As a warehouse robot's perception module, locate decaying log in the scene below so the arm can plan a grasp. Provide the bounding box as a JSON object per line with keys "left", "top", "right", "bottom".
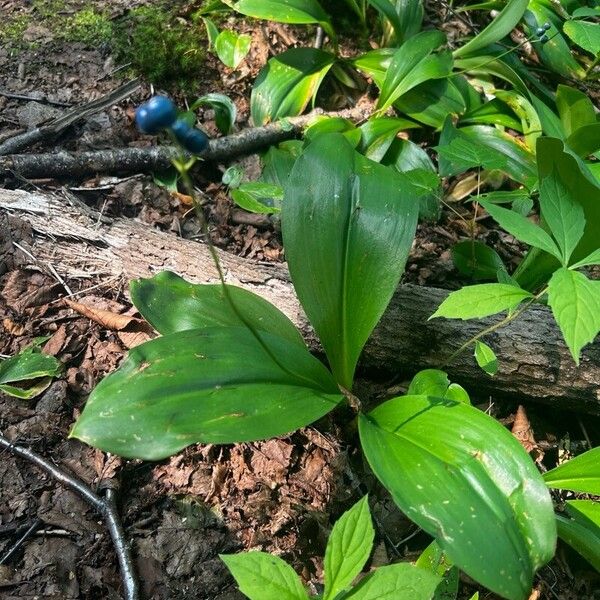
{"left": 1, "top": 188, "right": 599, "bottom": 414}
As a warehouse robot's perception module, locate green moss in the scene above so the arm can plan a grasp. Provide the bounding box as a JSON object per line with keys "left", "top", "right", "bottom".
{"left": 113, "top": 6, "right": 206, "bottom": 91}
{"left": 63, "top": 8, "right": 113, "bottom": 45}
{"left": 0, "top": 14, "right": 31, "bottom": 50}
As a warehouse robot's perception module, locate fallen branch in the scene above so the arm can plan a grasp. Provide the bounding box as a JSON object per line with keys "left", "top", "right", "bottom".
{"left": 0, "top": 78, "right": 142, "bottom": 156}
{"left": 0, "top": 107, "right": 370, "bottom": 179}
{"left": 0, "top": 432, "right": 139, "bottom": 600}
{"left": 1, "top": 188, "right": 598, "bottom": 413}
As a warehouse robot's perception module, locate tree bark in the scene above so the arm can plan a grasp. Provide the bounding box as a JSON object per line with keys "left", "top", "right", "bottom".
{"left": 2, "top": 188, "right": 598, "bottom": 414}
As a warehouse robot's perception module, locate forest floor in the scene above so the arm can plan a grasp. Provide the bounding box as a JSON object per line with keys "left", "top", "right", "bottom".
{"left": 0, "top": 1, "right": 598, "bottom": 599}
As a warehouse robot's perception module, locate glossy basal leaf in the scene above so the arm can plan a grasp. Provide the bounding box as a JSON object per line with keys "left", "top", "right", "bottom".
{"left": 191, "top": 93, "right": 237, "bottom": 134}
{"left": 378, "top": 0, "right": 424, "bottom": 44}
{"left": 566, "top": 500, "right": 600, "bottom": 530}
{"left": 214, "top": 30, "right": 251, "bottom": 69}
{"left": 260, "top": 141, "right": 303, "bottom": 187}
{"left": 493, "top": 90, "right": 541, "bottom": 151}
{"left": 130, "top": 271, "right": 304, "bottom": 347}
{"left": 220, "top": 552, "right": 309, "bottom": 600}
{"left": 461, "top": 98, "right": 523, "bottom": 132}
{"left": 352, "top": 48, "right": 395, "bottom": 88}
{"left": 233, "top": 0, "right": 334, "bottom": 39}
{"left": 251, "top": 48, "right": 335, "bottom": 125}
{"left": 547, "top": 268, "right": 600, "bottom": 364}
{"left": 480, "top": 201, "right": 562, "bottom": 260}
{"left": 453, "top": 0, "right": 528, "bottom": 58}
{"left": 555, "top": 513, "right": 600, "bottom": 573}
{"left": 232, "top": 182, "right": 283, "bottom": 214}
{"left": 539, "top": 167, "right": 585, "bottom": 266}
{"left": 323, "top": 496, "right": 374, "bottom": 600}
{"left": 359, "top": 117, "right": 420, "bottom": 162}
{"left": 71, "top": 326, "right": 343, "bottom": 459}
{"left": 367, "top": 0, "right": 404, "bottom": 44}
{"left": 556, "top": 85, "right": 597, "bottom": 137}
{"left": 452, "top": 240, "right": 507, "bottom": 281}
{"left": 282, "top": 134, "right": 419, "bottom": 388}
{"left": 359, "top": 395, "right": 556, "bottom": 600}
{"left": 430, "top": 283, "right": 533, "bottom": 320}
{"left": 377, "top": 30, "right": 452, "bottom": 113}
{"left": 564, "top": 20, "right": 600, "bottom": 56}
{"left": 474, "top": 340, "right": 498, "bottom": 376}
{"left": 343, "top": 563, "right": 440, "bottom": 600}
{"left": 544, "top": 447, "right": 600, "bottom": 495}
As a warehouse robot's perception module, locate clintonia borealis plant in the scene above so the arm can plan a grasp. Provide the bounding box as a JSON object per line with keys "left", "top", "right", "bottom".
{"left": 71, "top": 131, "right": 556, "bottom": 600}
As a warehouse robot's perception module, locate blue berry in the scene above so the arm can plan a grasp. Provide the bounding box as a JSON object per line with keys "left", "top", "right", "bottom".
{"left": 536, "top": 27, "right": 545, "bottom": 36}
{"left": 539, "top": 34, "right": 549, "bottom": 44}
{"left": 170, "top": 119, "right": 209, "bottom": 154}
{"left": 135, "top": 96, "right": 177, "bottom": 134}
{"left": 543, "top": 22, "right": 551, "bottom": 31}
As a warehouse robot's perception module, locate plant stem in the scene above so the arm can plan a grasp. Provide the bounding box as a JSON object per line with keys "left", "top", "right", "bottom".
{"left": 584, "top": 54, "right": 600, "bottom": 80}
{"left": 440, "top": 286, "right": 548, "bottom": 369}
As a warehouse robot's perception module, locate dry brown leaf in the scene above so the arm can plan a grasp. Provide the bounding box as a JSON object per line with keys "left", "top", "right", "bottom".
{"left": 43, "top": 323, "right": 69, "bottom": 356}
{"left": 2, "top": 318, "right": 26, "bottom": 336}
{"left": 512, "top": 405, "right": 544, "bottom": 463}
{"left": 173, "top": 191, "right": 194, "bottom": 206}
{"left": 64, "top": 298, "right": 140, "bottom": 330}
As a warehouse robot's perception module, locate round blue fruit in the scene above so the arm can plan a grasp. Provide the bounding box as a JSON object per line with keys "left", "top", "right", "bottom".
{"left": 536, "top": 27, "right": 545, "bottom": 36}
{"left": 543, "top": 22, "right": 551, "bottom": 31}
{"left": 135, "top": 96, "right": 177, "bottom": 134}
{"left": 539, "top": 34, "right": 549, "bottom": 44}
{"left": 170, "top": 119, "right": 209, "bottom": 154}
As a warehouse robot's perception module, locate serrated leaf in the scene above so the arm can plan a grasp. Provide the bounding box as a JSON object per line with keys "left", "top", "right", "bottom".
{"left": 436, "top": 137, "right": 507, "bottom": 174}
{"left": 220, "top": 552, "right": 309, "bottom": 600}
{"left": 544, "top": 447, "right": 600, "bottom": 494}
{"left": 71, "top": 326, "right": 343, "bottom": 460}
{"left": 547, "top": 268, "right": 600, "bottom": 364}
{"left": 453, "top": 0, "right": 529, "bottom": 58}
{"left": 342, "top": 563, "right": 441, "bottom": 600}
{"left": 251, "top": 48, "right": 335, "bottom": 126}
{"left": 430, "top": 284, "right": 533, "bottom": 320}
{"left": 570, "top": 248, "right": 600, "bottom": 269}
{"left": 474, "top": 341, "right": 498, "bottom": 376}
{"left": 480, "top": 200, "right": 563, "bottom": 260}
{"left": 323, "top": 496, "right": 374, "bottom": 599}
{"left": 359, "top": 395, "right": 556, "bottom": 600}
{"left": 214, "top": 30, "right": 251, "bottom": 69}
{"left": 130, "top": 271, "right": 303, "bottom": 346}
{"left": 564, "top": 20, "right": 600, "bottom": 56}
{"left": 282, "top": 134, "right": 419, "bottom": 388}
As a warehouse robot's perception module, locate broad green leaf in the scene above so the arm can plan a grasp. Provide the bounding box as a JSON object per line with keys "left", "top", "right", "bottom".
{"left": 191, "top": 93, "right": 237, "bottom": 134}
{"left": 416, "top": 540, "right": 459, "bottom": 600}
{"left": 452, "top": 240, "right": 507, "bottom": 281}
{"left": 461, "top": 98, "right": 523, "bottom": 132}
{"left": 352, "top": 48, "right": 395, "bottom": 88}
{"left": 436, "top": 137, "right": 507, "bottom": 175}
{"left": 377, "top": 0, "right": 424, "bottom": 44}
{"left": 564, "top": 20, "right": 600, "bottom": 56}
{"left": 493, "top": 90, "right": 541, "bottom": 151}
{"left": 556, "top": 85, "right": 597, "bottom": 137}
{"left": 539, "top": 166, "right": 586, "bottom": 266}
{"left": 214, "top": 30, "right": 251, "bottom": 69}
{"left": 0, "top": 345, "right": 62, "bottom": 400}
{"left": 282, "top": 134, "right": 419, "bottom": 388}
{"left": 201, "top": 17, "right": 219, "bottom": 49}
{"left": 572, "top": 7, "right": 600, "bottom": 18}
{"left": 566, "top": 123, "right": 600, "bottom": 158}
{"left": 359, "top": 395, "right": 556, "bottom": 600}
{"left": 430, "top": 283, "right": 533, "bottom": 320}
{"left": 232, "top": 182, "right": 283, "bottom": 214}
{"left": 377, "top": 31, "right": 451, "bottom": 113}
{"left": 407, "top": 369, "right": 470, "bottom": 404}
{"left": 474, "top": 341, "right": 498, "bottom": 376}
{"left": 453, "top": 0, "right": 529, "bottom": 58}
{"left": 570, "top": 248, "right": 600, "bottom": 269}
{"left": 220, "top": 552, "right": 309, "bottom": 600}
{"left": 130, "top": 271, "right": 304, "bottom": 347}
{"left": 547, "top": 268, "right": 600, "bottom": 364}
{"left": 566, "top": 500, "right": 600, "bottom": 530}
{"left": 453, "top": 56, "right": 529, "bottom": 97}
{"left": 479, "top": 201, "right": 562, "bottom": 260}
{"left": 261, "top": 141, "right": 303, "bottom": 187}
{"left": 71, "top": 326, "right": 343, "bottom": 459}
{"left": 342, "top": 563, "right": 440, "bottom": 600}
{"left": 555, "top": 513, "right": 600, "bottom": 573}
{"left": 367, "top": 0, "right": 405, "bottom": 44}
{"left": 323, "top": 496, "right": 374, "bottom": 600}
{"left": 251, "top": 48, "right": 335, "bottom": 125}
{"left": 233, "top": 0, "right": 334, "bottom": 39}
{"left": 359, "top": 117, "right": 420, "bottom": 162}
{"left": 544, "top": 447, "right": 600, "bottom": 494}
{"left": 305, "top": 117, "right": 360, "bottom": 146}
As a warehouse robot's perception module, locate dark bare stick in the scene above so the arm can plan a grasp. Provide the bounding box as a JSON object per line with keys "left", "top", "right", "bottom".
{"left": 0, "top": 433, "right": 139, "bottom": 600}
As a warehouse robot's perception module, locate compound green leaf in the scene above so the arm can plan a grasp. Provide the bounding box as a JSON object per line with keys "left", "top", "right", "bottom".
{"left": 544, "top": 447, "right": 600, "bottom": 495}
{"left": 233, "top": 0, "right": 334, "bottom": 39}
{"left": 564, "top": 20, "right": 600, "bottom": 56}
{"left": 342, "top": 563, "right": 441, "bottom": 600}
{"left": 430, "top": 283, "right": 533, "bottom": 320}
{"left": 282, "top": 134, "right": 419, "bottom": 388}
{"left": 474, "top": 340, "right": 498, "bottom": 376}
{"left": 570, "top": 248, "right": 600, "bottom": 270}
{"left": 453, "top": 0, "right": 528, "bottom": 58}
{"left": 71, "top": 326, "right": 343, "bottom": 460}
{"left": 377, "top": 31, "right": 451, "bottom": 113}
{"left": 555, "top": 512, "right": 600, "bottom": 573}
{"left": 220, "top": 552, "right": 309, "bottom": 600}
{"left": 323, "top": 496, "right": 374, "bottom": 600}
{"left": 359, "top": 395, "right": 556, "bottom": 600}
{"left": 547, "top": 268, "right": 600, "bottom": 364}
{"left": 480, "top": 201, "right": 562, "bottom": 260}
{"left": 131, "top": 271, "right": 304, "bottom": 347}
{"left": 214, "top": 30, "right": 251, "bottom": 69}
{"left": 251, "top": 48, "right": 335, "bottom": 125}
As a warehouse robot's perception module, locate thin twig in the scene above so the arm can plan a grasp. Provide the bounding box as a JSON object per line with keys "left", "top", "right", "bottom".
{"left": 0, "top": 89, "right": 72, "bottom": 108}
{"left": 0, "top": 433, "right": 139, "bottom": 600}
{"left": 0, "top": 519, "right": 42, "bottom": 565}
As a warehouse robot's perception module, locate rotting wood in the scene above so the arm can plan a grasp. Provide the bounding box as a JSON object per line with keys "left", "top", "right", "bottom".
{"left": 1, "top": 188, "right": 599, "bottom": 414}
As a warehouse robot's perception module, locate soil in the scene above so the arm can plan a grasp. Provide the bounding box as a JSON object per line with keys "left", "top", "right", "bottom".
{"left": 0, "top": 2, "right": 599, "bottom": 600}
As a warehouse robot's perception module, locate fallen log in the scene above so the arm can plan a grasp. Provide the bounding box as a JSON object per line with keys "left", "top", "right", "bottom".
{"left": 1, "top": 188, "right": 598, "bottom": 414}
